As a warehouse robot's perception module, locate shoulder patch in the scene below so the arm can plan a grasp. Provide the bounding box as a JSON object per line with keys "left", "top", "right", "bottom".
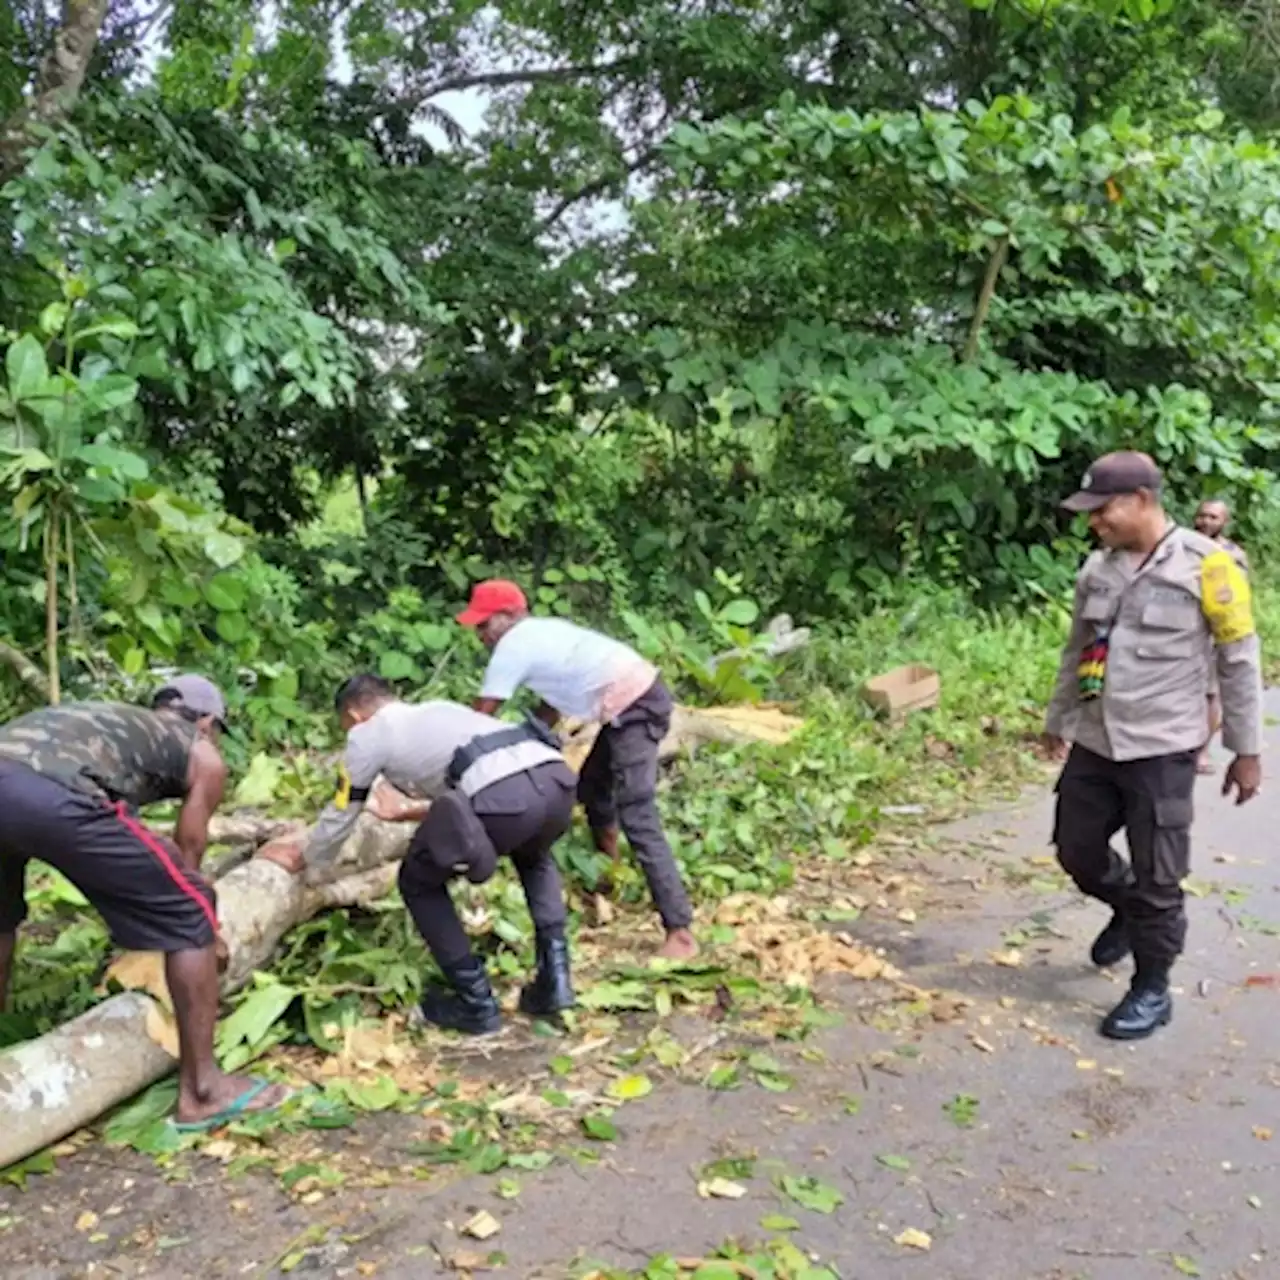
{"left": 1200, "top": 550, "right": 1255, "bottom": 645}
{"left": 334, "top": 764, "right": 352, "bottom": 810}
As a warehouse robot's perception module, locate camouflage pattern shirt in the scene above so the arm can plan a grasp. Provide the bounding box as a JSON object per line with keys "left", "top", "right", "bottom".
{"left": 0, "top": 703, "right": 198, "bottom": 809}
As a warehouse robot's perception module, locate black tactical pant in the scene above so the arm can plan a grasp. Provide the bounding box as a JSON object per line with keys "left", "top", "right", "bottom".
{"left": 1052, "top": 744, "right": 1196, "bottom": 967}
{"left": 578, "top": 677, "right": 694, "bottom": 930}
{"left": 398, "top": 762, "right": 575, "bottom": 968}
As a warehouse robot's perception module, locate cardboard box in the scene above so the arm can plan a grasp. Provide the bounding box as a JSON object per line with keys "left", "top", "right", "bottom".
{"left": 860, "top": 664, "right": 941, "bottom": 719}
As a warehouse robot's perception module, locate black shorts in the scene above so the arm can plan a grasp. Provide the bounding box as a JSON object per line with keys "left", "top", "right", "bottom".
{"left": 0, "top": 761, "right": 217, "bottom": 951}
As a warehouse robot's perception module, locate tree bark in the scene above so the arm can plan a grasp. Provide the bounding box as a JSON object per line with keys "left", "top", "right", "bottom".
{"left": 0, "top": 640, "right": 50, "bottom": 702}
{"left": 962, "top": 235, "right": 1010, "bottom": 363}
{"left": 0, "top": 0, "right": 111, "bottom": 183}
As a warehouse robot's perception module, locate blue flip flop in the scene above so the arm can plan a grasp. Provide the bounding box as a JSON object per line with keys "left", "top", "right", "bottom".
{"left": 172, "top": 1078, "right": 286, "bottom": 1133}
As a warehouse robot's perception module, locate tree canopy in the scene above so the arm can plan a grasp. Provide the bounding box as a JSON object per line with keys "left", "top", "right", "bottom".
{"left": 4, "top": 0, "right": 1280, "bottom": 724}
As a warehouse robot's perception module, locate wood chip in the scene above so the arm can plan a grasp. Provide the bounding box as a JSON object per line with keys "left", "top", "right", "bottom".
{"left": 462, "top": 1211, "right": 501, "bottom": 1241}
{"left": 894, "top": 1227, "right": 933, "bottom": 1251}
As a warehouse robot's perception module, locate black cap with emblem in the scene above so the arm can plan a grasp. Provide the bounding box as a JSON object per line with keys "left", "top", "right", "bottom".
{"left": 1061, "top": 451, "right": 1163, "bottom": 513}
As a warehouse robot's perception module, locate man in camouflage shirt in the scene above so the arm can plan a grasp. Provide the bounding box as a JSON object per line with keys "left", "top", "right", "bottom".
{"left": 0, "top": 675, "right": 288, "bottom": 1129}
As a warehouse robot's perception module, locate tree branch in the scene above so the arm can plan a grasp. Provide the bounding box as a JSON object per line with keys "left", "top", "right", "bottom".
{"left": 963, "top": 235, "right": 1010, "bottom": 362}
{"left": 421, "top": 60, "right": 634, "bottom": 100}
{"left": 0, "top": 0, "right": 111, "bottom": 183}
{"left": 539, "top": 144, "right": 663, "bottom": 231}
{"left": 0, "top": 640, "right": 50, "bottom": 702}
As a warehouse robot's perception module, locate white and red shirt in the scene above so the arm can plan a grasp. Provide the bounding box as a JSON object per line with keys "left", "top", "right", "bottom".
{"left": 480, "top": 618, "right": 658, "bottom": 723}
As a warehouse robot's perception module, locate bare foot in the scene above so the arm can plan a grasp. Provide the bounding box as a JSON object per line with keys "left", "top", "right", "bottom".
{"left": 655, "top": 928, "right": 699, "bottom": 961}
{"left": 176, "top": 1072, "right": 291, "bottom": 1126}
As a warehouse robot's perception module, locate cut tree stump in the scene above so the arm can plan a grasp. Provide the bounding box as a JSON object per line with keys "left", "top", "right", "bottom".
{"left": 0, "top": 700, "right": 803, "bottom": 1169}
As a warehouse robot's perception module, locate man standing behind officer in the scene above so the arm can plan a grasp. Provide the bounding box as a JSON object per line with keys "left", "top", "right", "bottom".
{"left": 260, "top": 675, "right": 578, "bottom": 1034}
{"left": 456, "top": 580, "right": 698, "bottom": 960}
{"left": 1193, "top": 498, "right": 1251, "bottom": 775}
{"left": 1043, "top": 453, "right": 1262, "bottom": 1041}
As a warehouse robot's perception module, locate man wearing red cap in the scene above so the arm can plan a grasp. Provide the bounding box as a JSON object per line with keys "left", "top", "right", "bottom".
{"left": 1044, "top": 452, "right": 1262, "bottom": 1041}
{"left": 458, "top": 580, "right": 697, "bottom": 959}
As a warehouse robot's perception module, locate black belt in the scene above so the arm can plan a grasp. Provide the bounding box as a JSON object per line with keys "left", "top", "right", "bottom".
{"left": 446, "top": 715, "right": 559, "bottom": 787}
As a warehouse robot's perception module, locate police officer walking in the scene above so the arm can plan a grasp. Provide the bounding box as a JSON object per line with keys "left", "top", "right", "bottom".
{"left": 262, "top": 675, "right": 578, "bottom": 1035}
{"left": 1043, "top": 453, "right": 1263, "bottom": 1040}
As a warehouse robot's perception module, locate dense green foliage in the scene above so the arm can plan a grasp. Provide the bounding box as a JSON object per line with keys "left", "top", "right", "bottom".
{"left": 3, "top": 0, "right": 1280, "bottom": 727}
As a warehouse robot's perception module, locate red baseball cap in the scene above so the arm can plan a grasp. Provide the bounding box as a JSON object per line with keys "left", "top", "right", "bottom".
{"left": 456, "top": 579, "right": 528, "bottom": 627}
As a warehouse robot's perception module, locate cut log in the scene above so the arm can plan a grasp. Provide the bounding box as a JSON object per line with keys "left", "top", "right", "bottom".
{"left": 561, "top": 703, "right": 803, "bottom": 773}
{"left": 0, "top": 814, "right": 408, "bottom": 1170}
{"left": 0, "top": 701, "right": 803, "bottom": 1169}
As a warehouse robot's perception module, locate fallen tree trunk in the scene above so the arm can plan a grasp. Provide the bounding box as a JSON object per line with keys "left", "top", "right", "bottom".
{"left": 0, "top": 816, "right": 408, "bottom": 1170}
{"left": 0, "top": 703, "right": 802, "bottom": 1168}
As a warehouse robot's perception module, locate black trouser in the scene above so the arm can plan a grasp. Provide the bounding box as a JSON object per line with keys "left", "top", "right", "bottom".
{"left": 398, "top": 762, "right": 575, "bottom": 968}
{"left": 577, "top": 677, "right": 694, "bottom": 930}
{"left": 0, "top": 761, "right": 217, "bottom": 951}
{"left": 1052, "top": 744, "right": 1196, "bottom": 968}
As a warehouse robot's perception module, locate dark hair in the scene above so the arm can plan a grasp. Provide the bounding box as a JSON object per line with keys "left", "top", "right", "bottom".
{"left": 334, "top": 673, "right": 396, "bottom": 715}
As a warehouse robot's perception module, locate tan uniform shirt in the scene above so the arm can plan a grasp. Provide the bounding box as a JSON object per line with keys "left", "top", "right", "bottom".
{"left": 1045, "top": 526, "right": 1263, "bottom": 761}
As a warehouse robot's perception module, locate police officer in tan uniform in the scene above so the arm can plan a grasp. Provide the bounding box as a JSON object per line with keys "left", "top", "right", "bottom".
{"left": 1043, "top": 453, "right": 1263, "bottom": 1040}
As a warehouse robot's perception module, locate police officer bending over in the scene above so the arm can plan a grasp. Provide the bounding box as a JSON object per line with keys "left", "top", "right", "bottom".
{"left": 263, "top": 676, "right": 577, "bottom": 1034}
{"left": 1043, "top": 453, "right": 1263, "bottom": 1041}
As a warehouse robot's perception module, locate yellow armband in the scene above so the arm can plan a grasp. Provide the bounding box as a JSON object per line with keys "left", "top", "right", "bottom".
{"left": 334, "top": 764, "right": 352, "bottom": 810}
{"left": 1201, "top": 550, "right": 1255, "bottom": 645}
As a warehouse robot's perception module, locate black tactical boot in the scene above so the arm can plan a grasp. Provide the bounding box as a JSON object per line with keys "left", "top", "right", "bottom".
{"left": 1089, "top": 912, "right": 1131, "bottom": 968}
{"left": 1100, "top": 963, "right": 1172, "bottom": 1040}
{"left": 418, "top": 956, "right": 502, "bottom": 1035}
{"left": 518, "top": 930, "right": 575, "bottom": 1017}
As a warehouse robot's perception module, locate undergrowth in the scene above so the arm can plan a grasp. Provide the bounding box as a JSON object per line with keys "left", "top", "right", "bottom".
{"left": 4, "top": 578, "right": 1275, "bottom": 1065}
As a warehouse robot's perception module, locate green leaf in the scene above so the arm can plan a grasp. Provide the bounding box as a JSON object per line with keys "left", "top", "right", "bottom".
{"left": 215, "top": 611, "right": 249, "bottom": 644}
{"left": 78, "top": 317, "right": 141, "bottom": 342}
{"left": 216, "top": 981, "right": 297, "bottom": 1060}
{"left": 39, "top": 302, "right": 68, "bottom": 336}
{"left": 204, "top": 573, "right": 246, "bottom": 611}
{"left": 81, "top": 375, "right": 140, "bottom": 412}
{"left": 378, "top": 650, "right": 418, "bottom": 681}
{"left": 756, "top": 1072, "right": 793, "bottom": 1093}
{"left": 233, "top": 753, "right": 285, "bottom": 807}
{"left": 720, "top": 598, "right": 760, "bottom": 627}
{"left": 581, "top": 1113, "right": 618, "bottom": 1141}
{"left": 202, "top": 530, "right": 244, "bottom": 569}
{"left": 6, "top": 335, "right": 49, "bottom": 402}
{"left": 335, "top": 1075, "right": 406, "bottom": 1112}
{"left": 778, "top": 1174, "right": 844, "bottom": 1214}
{"left": 876, "top": 1153, "right": 911, "bottom": 1172}
{"left": 759, "top": 1214, "right": 800, "bottom": 1231}
{"left": 507, "top": 1151, "right": 553, "bottom": 1171}
{"left": 1171, "top": 1257, "right": 1201, "bottom": 1277}
{"left": 0, "top": 1149, "right": 56, "bottom": 1188}
{"left": 75, "top": 442, "right": 148, "bottom": 477}
{"left": 607, "top": 1073, "right": 653, "bottom": 1101}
